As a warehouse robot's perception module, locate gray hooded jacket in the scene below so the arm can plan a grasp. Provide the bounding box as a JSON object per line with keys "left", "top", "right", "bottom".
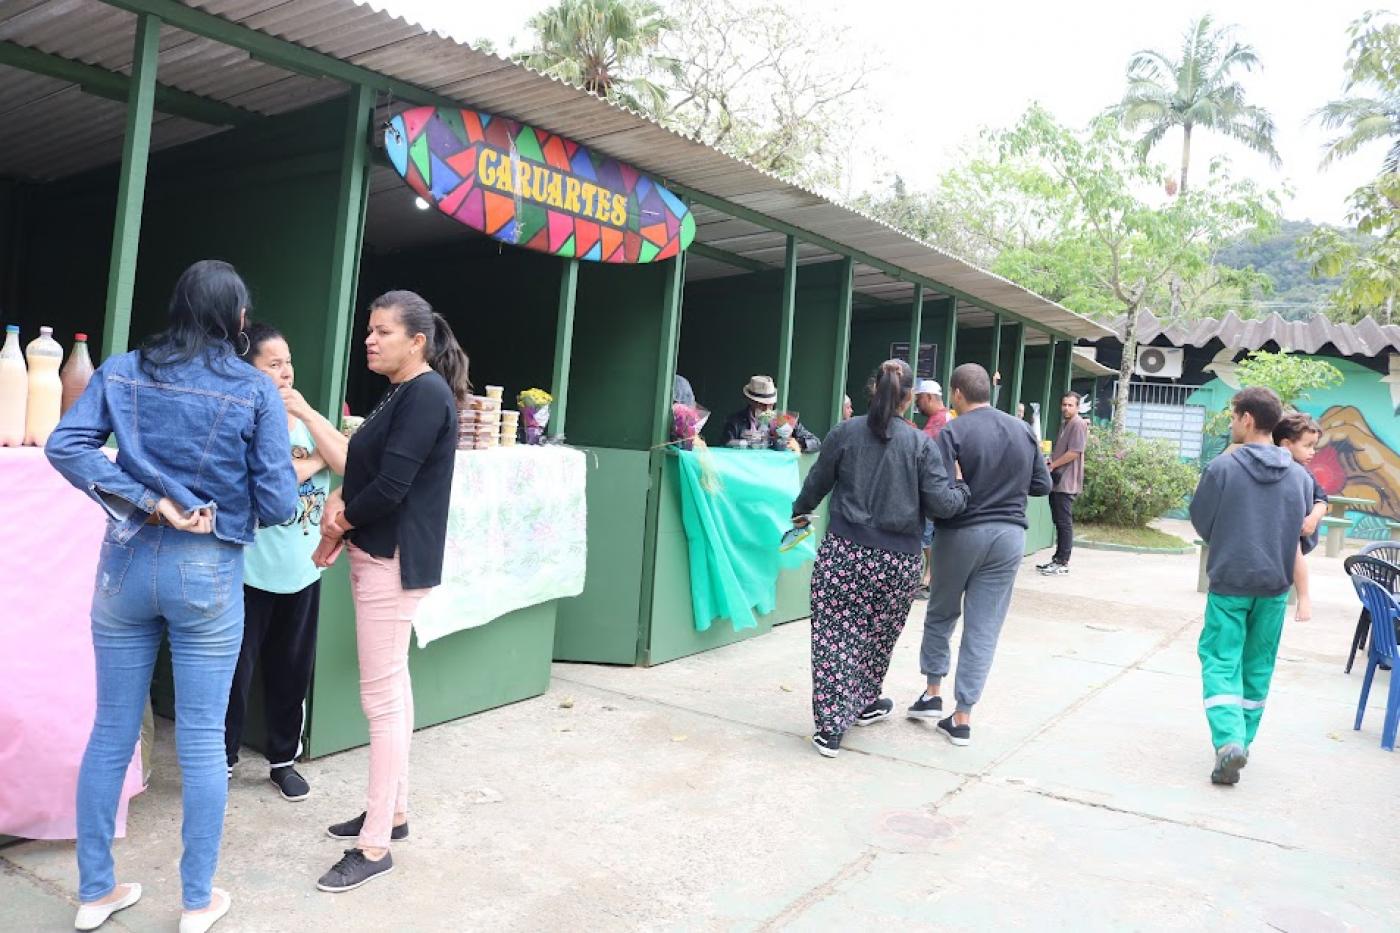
{"left": 1189, "top": 443, "right": 1312, "bottom": 597}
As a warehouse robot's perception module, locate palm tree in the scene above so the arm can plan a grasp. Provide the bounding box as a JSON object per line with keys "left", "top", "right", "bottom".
{"left": 1315, "top": 12, "right": 1400, "bottom": 174}
{"left": 518, "top": 0, "right": 676, "bottom": 115}
{"left": 1111, "top": 15, "right": 1280, "bottom": 193}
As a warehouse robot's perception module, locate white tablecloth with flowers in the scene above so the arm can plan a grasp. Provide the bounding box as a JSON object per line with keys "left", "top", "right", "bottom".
{"left": 413, "top": 446, "right": 587, "bottom": 647}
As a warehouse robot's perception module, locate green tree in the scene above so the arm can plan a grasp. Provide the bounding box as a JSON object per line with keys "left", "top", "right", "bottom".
{"left": 1234, "top": 350, "right": 1344, "bottom": 409}
{"left": 518, "top": 0, "right": 675, "bottom": 114}
{"left": 1316, "top": 10, "right": 1400, "bottom": 173}
{"left": 653, "top": 0, "right": 874, "bottom": 190}
{"left": 967, "top": 107, "right": 1278, "bottom": 431}
{"left": 1110, "top": 15, "right": 1280, "bottom": 194}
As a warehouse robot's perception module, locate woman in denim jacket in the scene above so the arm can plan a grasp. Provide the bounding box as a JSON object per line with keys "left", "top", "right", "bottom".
{"left": 46, "top": 260, "right": 297, "bottom": 933}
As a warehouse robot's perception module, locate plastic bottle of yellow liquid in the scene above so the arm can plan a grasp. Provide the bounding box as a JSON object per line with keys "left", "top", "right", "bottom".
{"left": 0, "top": 325, "right": 26, "bottom": 446}
{"left": 24, "top": 326, "right": 62, "bottom": 446}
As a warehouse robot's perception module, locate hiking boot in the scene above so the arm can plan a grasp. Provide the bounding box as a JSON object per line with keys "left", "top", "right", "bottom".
{"left": 854, "top": 698, "right": 894, "bottom": 726}
{"left": 937, "top": 714, "right": 972, "bottom": 747}
{"left": 316, "top": 849, "right": 394, "bottom": 893}
{"left": 327, "top": 812, "right": 409, "bottom": 841}
{"left": 907, "top": 692, "right": 944, "bottom": 720}
{"left": 811, "top": 732, "right": 842, "bottom": 758}
{"left": 270, "top": 766, "right": 309, "bottom": 802}
{"left": 1210, "top": 744, "right": 1248, "bottom": 785}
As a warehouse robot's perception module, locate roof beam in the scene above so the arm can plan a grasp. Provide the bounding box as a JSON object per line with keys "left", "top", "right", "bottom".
{"left": 0, "top": 40, "right": 258, "bottom": 126}
{"left": 688, "top": 241, "right": 770, "bottom": 274}
{"left": 100, "top": 0, "right": 462, "bottom": 108}
{"left": 666, "top": 181, "right": 1077, "bottom": 342}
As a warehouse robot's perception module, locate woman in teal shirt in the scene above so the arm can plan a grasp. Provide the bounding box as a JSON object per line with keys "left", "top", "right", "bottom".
{"left": 225, "top": 323, "right": 347, "bottom": 801}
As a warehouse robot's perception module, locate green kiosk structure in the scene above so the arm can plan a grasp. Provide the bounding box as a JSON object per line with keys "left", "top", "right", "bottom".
{"left": 0, "top": 0, "right": 1111, "bottom": 755}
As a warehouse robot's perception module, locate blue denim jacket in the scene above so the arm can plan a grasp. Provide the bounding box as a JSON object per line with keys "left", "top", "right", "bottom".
{"left": 46, "top": 348, "right": 297, "bottom": 546}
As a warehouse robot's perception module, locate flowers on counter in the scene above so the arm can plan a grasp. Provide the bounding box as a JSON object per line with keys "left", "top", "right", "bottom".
{"left": 518, "top": 388, "right": 553, "bottom": 445}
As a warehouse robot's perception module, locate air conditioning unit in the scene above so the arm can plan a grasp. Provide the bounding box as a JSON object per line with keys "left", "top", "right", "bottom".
{"left": 1135, "top": 346, "right": 1184, "bottom": 379}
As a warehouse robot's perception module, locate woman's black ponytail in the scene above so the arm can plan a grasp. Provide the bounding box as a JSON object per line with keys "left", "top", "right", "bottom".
{"left": 428, "top": 312, "right": 471, "bottom": 405}
{"left": 867, "top": 358, "right": 914, "bottom": 441}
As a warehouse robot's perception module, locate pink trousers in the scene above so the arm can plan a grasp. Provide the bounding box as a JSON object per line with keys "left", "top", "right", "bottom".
{"left": 347, "top": 545, "right": 427, "bottom": 849}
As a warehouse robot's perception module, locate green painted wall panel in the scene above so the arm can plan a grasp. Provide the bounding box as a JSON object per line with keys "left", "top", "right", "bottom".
{"left": 567, "top": 262, "right": 674, "bottom": 450}
{"left": 552, "top": 446, "right": 652, "bottom": 664}
{"left": 787, "top": 262, "right": 847, "bottom": 436}
{"left": 1026, "top": 494, "right": 1054, "bottom": 554}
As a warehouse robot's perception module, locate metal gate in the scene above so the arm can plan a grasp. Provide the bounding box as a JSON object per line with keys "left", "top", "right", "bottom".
{"left": 1110, "top": 380, "right": 1207, "bottom": 460}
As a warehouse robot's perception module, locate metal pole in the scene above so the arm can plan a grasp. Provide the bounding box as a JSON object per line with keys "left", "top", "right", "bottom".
{"left": 941, "top": 298, "right": 958, "bottom": 383}
{"left": 906, "top": 284, "right": 924, "bottom": 415}
{"left": 1006, "top": 322, "right": 1025, "bottom": 416}
{"left": 651, "top": 255, "right": 686, "bottom": 444}
{"left": 987, "top": 312, "right": 1003, "bottom": 407}
{"left": 776, "top": 234, "right": 797, "bottom": 410}
{"left": 550, "top": 259, "right": 579, "bottom": 437}
{"left": 319, "top": 83, "right": 372, "bottom": 420}
{"left": 100, "top": 12, "right": 160, "bottom": 360}
{"left": 830, "top": 257, "right": 854, "bottom": 432}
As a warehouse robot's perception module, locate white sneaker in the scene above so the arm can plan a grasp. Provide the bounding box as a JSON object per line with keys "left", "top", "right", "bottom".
{"left": 74, "top": 883, "right": 141, "bottom": 930}
{"left": 179, "top": 888, "right": 231, "bottom": 933}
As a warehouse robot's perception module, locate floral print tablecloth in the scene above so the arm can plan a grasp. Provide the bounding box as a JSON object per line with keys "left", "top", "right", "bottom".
{"left": 413, "top": 446, "right": 587, "bottom": 647}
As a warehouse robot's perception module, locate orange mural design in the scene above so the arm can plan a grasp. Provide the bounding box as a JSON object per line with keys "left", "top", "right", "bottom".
{"left": 1314, "top": 405, "right": 1400, "bottom": 519}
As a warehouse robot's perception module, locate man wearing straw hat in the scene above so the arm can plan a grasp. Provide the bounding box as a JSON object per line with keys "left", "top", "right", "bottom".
{"left": 722, "top": 375, "right": 821, "bottom": 453}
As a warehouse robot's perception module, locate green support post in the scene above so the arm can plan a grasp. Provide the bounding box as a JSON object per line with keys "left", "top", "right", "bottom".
{"left": 1006, "top": 322, "right": 1025, "bottom": 416}
{"left": 830, "top": 257, "right": 855, "bottom": 432}
{"left": 319, "top": 84, "right": 372, "bottom": 420}
{"left": 550, "top": 259, "right": 579, "bottom": 437}
{"left": 941, "top": 299, "right": 958, "bottom": 383}
{"left": 1058, "top": 340, "right": 1074, "bottom": 396}
{"left": 1042, "top": 338, "right": 1059, "bottom": 439}
{"left": 987, "top": 312, "right": 1003, "bottom": 402}
{"left": 100, "top": 12, "right": 160, "bottom": 360}
{"left": 651, "top": 255, "right": 686, "bottom": 444}
{"left": 906, "top": 284, "right": 924, "bottom": 415}
{"left": 776, "top": 235, "right": 797, "bottom": 410}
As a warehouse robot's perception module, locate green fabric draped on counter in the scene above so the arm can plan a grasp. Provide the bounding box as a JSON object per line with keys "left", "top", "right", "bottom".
{"left": 675, "top": 447, "right": 817, "bottom": 631}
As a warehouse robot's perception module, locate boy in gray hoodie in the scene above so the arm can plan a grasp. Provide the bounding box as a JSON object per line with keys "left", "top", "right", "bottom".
{"left": 1189, "top": 387, "right": 1311, "bottom": 786}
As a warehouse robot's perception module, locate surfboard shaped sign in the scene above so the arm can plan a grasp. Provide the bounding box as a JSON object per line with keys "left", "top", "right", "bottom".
{"left": 385, "top": 106, "right": 696, "bottom": 264}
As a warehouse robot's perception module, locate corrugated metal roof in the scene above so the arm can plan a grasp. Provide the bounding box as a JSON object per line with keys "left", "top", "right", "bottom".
{"left": 0, "top": 0, "right": 1113, "bottom": 341}
{"left": 1120, "top": 309, "right": 1400, "bottom": 357}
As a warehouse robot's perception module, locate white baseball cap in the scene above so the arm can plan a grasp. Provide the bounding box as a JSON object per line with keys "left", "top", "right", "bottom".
{"left": 916, "top": 379, "right": 942, "bottom": 396}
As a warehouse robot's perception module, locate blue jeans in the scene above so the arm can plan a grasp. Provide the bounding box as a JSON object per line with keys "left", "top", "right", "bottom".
{"left": 77, "top": 524, "right": 244, "bottom": 910}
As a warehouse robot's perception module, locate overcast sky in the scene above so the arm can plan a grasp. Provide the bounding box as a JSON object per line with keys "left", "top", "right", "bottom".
{"left": 360, "top": 0, "right": 1390, "bottom": 225}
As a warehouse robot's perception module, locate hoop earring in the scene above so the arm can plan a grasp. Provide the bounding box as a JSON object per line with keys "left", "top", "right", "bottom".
{"left": 236, "top": 331, "right": 251, "bottom": 357}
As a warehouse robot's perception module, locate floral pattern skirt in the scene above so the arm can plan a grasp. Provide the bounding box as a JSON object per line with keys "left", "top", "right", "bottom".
{"left": 809, "top": 534, "right": 923, "bottom": 736}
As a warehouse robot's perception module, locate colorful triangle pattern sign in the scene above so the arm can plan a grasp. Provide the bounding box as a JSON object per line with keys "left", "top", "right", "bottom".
{"left": 385, "top": 106, "right": 696, "bottom": 264}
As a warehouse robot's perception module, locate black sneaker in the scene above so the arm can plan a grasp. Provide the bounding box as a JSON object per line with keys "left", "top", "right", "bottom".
{"left": 1035, "top": 559, "right": 1057, "bottom": 572}
{"left": 937, "top": 714, "right": 971, "bottom": 746}
{"left": 811, "top": 732, "right": 842, "bottom": 758}
{"left": 1038, "top": 561, "right": 1069, "bottom": 576}
{"left": 1210, "top": 744, "right": 1248, "bottom": 785}
{"left": 853, "top": 698, "right": 894, "bottom": 727}
{"left": 316, "top": 849, "right": 394, "bottom": 893}
{"left": 270, "top": 766, "right": 309, "bottom": 802}
{"left": 907, "top": 692, "right": 944, "bottom": 720}
{"left": 327, "top": 812, "right": 409, "bottom": 841}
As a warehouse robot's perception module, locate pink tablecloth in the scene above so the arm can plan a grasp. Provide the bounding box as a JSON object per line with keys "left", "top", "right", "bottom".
{"left": 0, "top": 446, "right": 143, "bottom": 839}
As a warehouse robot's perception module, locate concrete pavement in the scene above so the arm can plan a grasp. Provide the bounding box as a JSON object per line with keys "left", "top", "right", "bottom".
{"left": 3, "top": 525, "right": 1396, "bottom": 931}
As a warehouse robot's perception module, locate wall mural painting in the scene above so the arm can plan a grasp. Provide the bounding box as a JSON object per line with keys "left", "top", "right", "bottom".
{"left": 1189, "top": 355, "right": 1400, "bottom": 534}
{"left": 384, "top": 106, "right": 696, "bottom": 264}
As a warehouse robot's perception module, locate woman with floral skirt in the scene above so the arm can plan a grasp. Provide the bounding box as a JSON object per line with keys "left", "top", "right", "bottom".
{"left": 791, "top": 359, "right": 971, "bottom": 758}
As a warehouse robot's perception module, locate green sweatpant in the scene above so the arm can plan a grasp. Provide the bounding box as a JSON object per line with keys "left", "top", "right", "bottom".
{"left": 1198, "top": 592, "right": 1288, "bottom": 750}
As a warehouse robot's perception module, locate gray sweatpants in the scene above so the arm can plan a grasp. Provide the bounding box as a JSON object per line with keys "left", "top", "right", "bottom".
{"left": 919, "top": 522, "right": 1025, "bottom": 712}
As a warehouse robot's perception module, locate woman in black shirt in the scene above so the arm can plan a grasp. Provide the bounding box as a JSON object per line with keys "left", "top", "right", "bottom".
{"left": 313, "top": 290, "right": 468, "bottom": 893}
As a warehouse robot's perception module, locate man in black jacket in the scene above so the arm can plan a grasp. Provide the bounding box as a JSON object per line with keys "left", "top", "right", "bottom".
{"left": 721, "top": 374, "right": 820, "bottom": 452}
{"left": 908, "top": 364, "right": 1052, "bottom": 747}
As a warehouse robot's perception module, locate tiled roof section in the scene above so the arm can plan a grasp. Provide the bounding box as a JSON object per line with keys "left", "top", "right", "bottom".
{"left": 1116, "top": 309, "right": 1400, "bottom": 357}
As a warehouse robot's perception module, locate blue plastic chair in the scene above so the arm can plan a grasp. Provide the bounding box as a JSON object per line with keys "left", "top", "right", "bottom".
{"left": 1350, "top": 576, "right": 1400, "bottom": 750}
